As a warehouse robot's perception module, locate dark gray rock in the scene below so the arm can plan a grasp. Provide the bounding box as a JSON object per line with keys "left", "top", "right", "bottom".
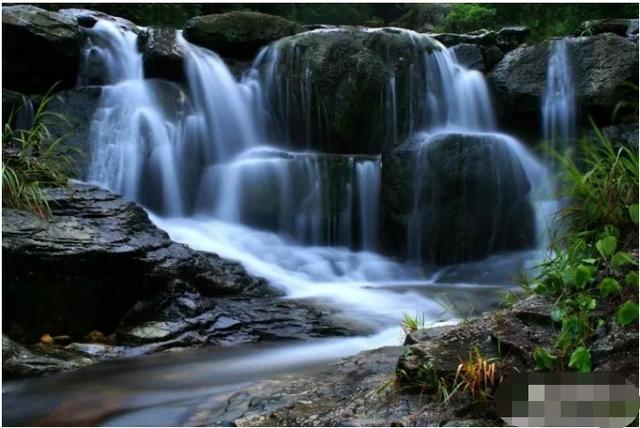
{"left": 575, "top": 18, "right": 639, "bottom": 40}
{"left": 489, "top": 33, "right": 639, "bottom": 128}
{"left": 381, "top": 133, "right": 536, "bottom": 264}
{"left": 138, "top": 27, "right": 184, "bottom": 81}
{"left": 184, "top": 11, "right": 301, "bottom": 60}
{"left": 495, "top": 26, "right": 530, "bottom": 51}
{"left": 591, "top": 320, "right": 639, "bottom": 386}
{"left": 600, "top": 123, "right": 639, "bottom": 150}
{"left": 2, "top": 5, "right": 82, "bottom": 92}
{"left": 44, "top": 86, "right": 102, "bottom": 175}
{"left": 255, "top": 28, "right": 439, "bottom": 154}
{"left": 3, "top": 335, "right": 91, "bottom": 379}
{"left": 481, "top": 45, "right": 504, "bottom": 71}
{"left": 3, "top": 183, "right": 362, "bottom": 377}
{"left": 450, "top": 43, "right": 485, "bottom": 70}
{"left": 2, "top": 182, "right": 265, "bottom": 344}
{"left": 404, "top": 324, "right": 455, "bottom": 345}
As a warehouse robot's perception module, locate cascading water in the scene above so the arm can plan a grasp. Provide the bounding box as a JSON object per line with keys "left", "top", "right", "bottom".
{"left": 83, "top": 20, "right": 184, "bottom": 216}
{"left": 400, "top": 40, "right": 555, "bottom": 264}
{"left": 78, "top": 20, "right": 555, "bottom": 344}
{"left": 4, "top": 22, "right": 565, "bottom": 424}
{"left": 542, "top": 38, "right": 576, "bottom": 151}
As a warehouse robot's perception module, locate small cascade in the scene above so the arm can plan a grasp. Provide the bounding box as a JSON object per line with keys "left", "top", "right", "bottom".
{"left": 403, "top": 42, "right": 554, "bottom": 264}
{"left": 196, "top": 146, "right": 380, "bottom": 250}
{"left": 177, "top": 33, "right": 267, "bottom": 163}
{"left": 542, "top": 39, "right": 576, "bottom": 152}
{"left": 83, "top": 21, "right": 184, "bottom": 216}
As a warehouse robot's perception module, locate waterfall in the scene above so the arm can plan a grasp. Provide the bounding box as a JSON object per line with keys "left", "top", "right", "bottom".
{"left": 83, "top": 20, "right": 184, "bottom": 216}
{"left": 404, "top": 42, "right": 554, "bottom": 264}
{"left": 542, "top": 39, "right": 576, "bottom": 152}
{"left": 78, "top": 19, "right": 557, "bottom": 274}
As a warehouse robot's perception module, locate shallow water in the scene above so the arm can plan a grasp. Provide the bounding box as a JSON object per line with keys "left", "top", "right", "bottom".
{"left": 3, "top": 215, "right": 541, "bottom": 426}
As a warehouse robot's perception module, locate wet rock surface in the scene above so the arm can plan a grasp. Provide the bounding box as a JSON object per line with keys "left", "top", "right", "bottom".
{"left": 138, "top": 27, "right": 185, "bottom": 81}
{"left": 257, "top": 27, "right": 439, "bottom": 154}
{"left": 2, "top": 183, "right": 358, "bottom": 378}
{"left": 489, "top": 33, "right": 639, "bottom": 129}
{"left": 381, "top": 132, "right": 535, "bottom": 264}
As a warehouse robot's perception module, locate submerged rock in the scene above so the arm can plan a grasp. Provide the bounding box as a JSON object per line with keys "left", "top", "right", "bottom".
{"left": 381, "top": 132, "right": 536, "bottom": 265}
{"left": 184, "top": 11, "right": 301, "bottom": 59}
{"left": 3, "top": 335, "right": 91, "bottom": 378}
{"left": 2, "top": 5, "right": 82, "bottom": 92}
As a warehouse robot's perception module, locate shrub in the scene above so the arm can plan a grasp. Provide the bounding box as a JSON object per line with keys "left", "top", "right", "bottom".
{"left": 2, "top": 86, "right": 75, "bottom": 219}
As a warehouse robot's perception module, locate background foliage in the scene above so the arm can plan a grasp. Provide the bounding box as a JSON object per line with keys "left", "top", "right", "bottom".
{"left": 28, "top": 3, "right": 639, "bottom": 38}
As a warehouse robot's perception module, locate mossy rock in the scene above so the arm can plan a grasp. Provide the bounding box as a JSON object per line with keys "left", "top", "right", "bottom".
{"left": 183, "top": 11, "right": 301, "bottom": 59}
{"left": 2, "top": 5, "right": 82, "bottom": 92}
{"left": 258, "top": 28, "right": 439, "bottom": 154}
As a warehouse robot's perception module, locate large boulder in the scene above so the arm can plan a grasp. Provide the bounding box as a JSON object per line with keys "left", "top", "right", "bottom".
{"left": 183, "top": 11, "right": 301, "bottom": 59}
{"left": 450, "top": 43, "right": 485, "bottom": 70}
{"left": 2, "top": 183, "right": 265, "bottom": 343}
{"left": 489, "top": 33, "right": 639, "bottom": 132}
{"left": 255, "top": 28, "right": 439, "bottom": 154}
{"left": 381, "top": 132, "right": 536, "bottom": 265}
{"left": 2, "top": 5, "right": 82, "bottom": 92}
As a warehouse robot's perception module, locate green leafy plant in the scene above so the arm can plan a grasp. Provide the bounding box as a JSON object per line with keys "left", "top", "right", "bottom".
{"left": 526, "top": 120, "right": 638, "bottom": 373}
{"left": 568, "top": 346, "right": 592, "bottom": 373}
{"left": 616, "top": 301, "right": 639, "bottom": 327}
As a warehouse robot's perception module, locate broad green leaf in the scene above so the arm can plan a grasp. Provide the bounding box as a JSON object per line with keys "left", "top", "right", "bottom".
{"left": 629, "top": 203, "right": 639, "bottom": 224}
{"left": 599, "top": 278, "right": 621, "bottom": 297}
{"left": 573, "top": 265, "right": 593, "bottom": 288}
{"left": 626, "top": 271, "right": 639, "bottom": 287}
{"left": 581, "top": 258, "right": 597, "bottom": 265}
{"left": 562, "top": 316, "right": 584, "bottom": 338}
{"left": 611, "top": 251, "right": 636, "bottom": 270}
{"left": 533, "top": 347, "right": 557, "bottom": 370}
{"left": 596, "top": 236, "right": 617, "bottom": 259}
{"left": 576, "top": 294, "right": 597, "bottom": 310}
{"left": 568, "top": 346, "right": 592, "bottom": 373}
{"left": 550, "top": 307, "right": 565, "bottom": 322}
{"left": 616, "top": 301, "right": 639, "bottom": 327}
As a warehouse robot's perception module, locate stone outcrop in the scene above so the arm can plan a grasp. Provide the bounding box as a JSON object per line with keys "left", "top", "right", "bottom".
{"left": 183, "top": 11, "right": 301, "bottom": 60}
{"left": 255, "top": 27, "right": 439, "bottom": 154}
{"left": 2, "top": 5, "right": 82, "bottom": 92}
{"left": 489, "top": 33, "right": 639, "bottom": 130}
{"left": 574, "top": 18, "right": 639, "bottom": 40}
{"left": 2, "top": 183, "right": 358, "bottom": 378}
{"left": 381, "top": 132, "right": 536, "bottom": 264}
